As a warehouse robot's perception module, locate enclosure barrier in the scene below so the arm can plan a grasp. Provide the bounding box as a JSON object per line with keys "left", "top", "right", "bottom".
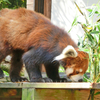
{"left": 0, "top": 82, "right": 100, "bottom": 100}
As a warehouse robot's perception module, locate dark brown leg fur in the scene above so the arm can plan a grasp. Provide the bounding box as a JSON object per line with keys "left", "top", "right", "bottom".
{"left": 22, "top": 48, "right": 53, "bottom": 82}
{"left": 44, "top": 62, "right": 60, "bottom": 82}
{"left": 10, "top": 49, "right": 28, "bottom": 82}
{"left": 44, "top": 62, "right": 67, "bottom": 82}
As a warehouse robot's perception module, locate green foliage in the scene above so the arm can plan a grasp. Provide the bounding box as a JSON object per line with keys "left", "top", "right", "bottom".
{"left": 0, "top": 0, "right": 26, "bottom": 10}
{"left": 8, "top": 0, "right": 26, "bottom": 9}
{"left": 94, "top": 91, "right": 100, "bottom": 95}
{"left": 68, "top": 16, "right": 78, "bottom": 33}
{"left": 59, "top": 66, "right": 65, "bottom": 72}
{"left": 0, "top": 0, "right": 11, "bottom": 9}
{"left": 3, "top": 70, "right": 9, "bottom": 76}
{"left": 71, "top": 2, "right": 100, "bottom": 83}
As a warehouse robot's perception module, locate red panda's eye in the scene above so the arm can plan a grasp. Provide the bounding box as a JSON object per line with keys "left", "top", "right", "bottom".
{"left": 76, "top": 71, "right": 79, "bottom": 74}
{"left": 69, "top": 73, "right": 73, "bottom": 76}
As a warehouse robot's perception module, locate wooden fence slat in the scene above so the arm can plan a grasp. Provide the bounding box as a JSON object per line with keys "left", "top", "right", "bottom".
{"left": 44, "top": 0, "right": 51, "bottom": 19}
{"left": 0, "top": 83, "right": 100, "bottom": 100}
{"left": 34, "top": 89, "right": 90, "bottom": 100}
{"left": 0, "top": 88, "right": 22, "bottom": 100}
{"left": 22, "top": 88, "right": 35, "bottom": 100}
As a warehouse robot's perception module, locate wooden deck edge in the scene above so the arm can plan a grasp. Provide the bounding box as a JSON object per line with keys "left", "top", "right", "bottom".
{"left": 0, "top": 82, "right": 100, "bottom": 89}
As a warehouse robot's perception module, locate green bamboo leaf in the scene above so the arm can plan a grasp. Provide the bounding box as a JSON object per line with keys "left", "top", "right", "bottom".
{"left": 74, "top": 2, "right": 84, "bottom": 15}
{"left": 83, "top": 73, "right": 91, "bottom": 82}
{"left": 87, "top": 8, "right": 99, "bottom": 14}
{"left": 86, "top": 32, "right": 94, "bottom": 43}
{"left": 96, "top": 4, "right": 100, "bottom": 13}
{"left": 89, "top": 7, "right": 97, "bottom": 18}
{"left": 68, "top": 16, "right": 78, "bottom": 32}
{"left": 94, "top": 91, "right": 100, "bottom": 95}
{"left": 3, "top": 71, "right": 9, "bottom": 76}
{"left": 97, "top": 25, "right": 100, "bottom": 32}
{"left": 72, "top": 16, "right": 78, "bottom": 26}
{"left": 90, "top": 30, "right": 99, "bottom": 34}
{"left": 87, "top": 9, "right": 93, "bottom": 13}
{"left": 97, "top": 19, "right": 100, "bottom": 22}
{"left": 95, "top": 11, "right": 99, "bottom": 14}
{"left": 83, "top": 73, "right": 88, "bottom": 82}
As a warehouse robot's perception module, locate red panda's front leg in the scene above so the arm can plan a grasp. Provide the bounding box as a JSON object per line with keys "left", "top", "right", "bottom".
{"left": 22, "top": 48, "right": 52, "bottom": 82}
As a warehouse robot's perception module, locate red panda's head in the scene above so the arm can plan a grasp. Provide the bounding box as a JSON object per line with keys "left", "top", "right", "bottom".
{"left": 53, "top": 45, "right": 89, "bottom": 82}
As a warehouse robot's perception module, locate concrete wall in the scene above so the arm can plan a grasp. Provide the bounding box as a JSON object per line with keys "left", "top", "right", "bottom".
{"left": 83, "top": 0, "right": 99, "bottom": 6}
{"left": 51, "top": 0, "right": 98, "bottom": 44}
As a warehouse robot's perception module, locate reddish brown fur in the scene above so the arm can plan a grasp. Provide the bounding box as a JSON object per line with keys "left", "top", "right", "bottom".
{"left": 63, "top": 51, "right": 89, "bottom": 76}
{"left": 0, "top": 8, "right": 77, "bottom": 51}
{"left": 0, "top": 8, "right": 89, "bottom": 82}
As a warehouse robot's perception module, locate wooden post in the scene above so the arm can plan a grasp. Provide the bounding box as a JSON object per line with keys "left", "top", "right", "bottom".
{"left": 27, "top": 0, "right": 51, "bottom": 19}
{"left": 44, "top": 0, "right": 51, "bottom": 19}
{"left": 22, "top": 88, "right": 35, "bottom": 100}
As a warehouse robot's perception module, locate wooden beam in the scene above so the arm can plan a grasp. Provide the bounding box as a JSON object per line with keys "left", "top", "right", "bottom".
{"left": 0, "top": 82, "right": 100, "bottom": 89}
{"left": 22, "top": 88, "right": 35, "bottom": 100}
{"left": 44, "top": 0, "right": 51, "bottom": 19}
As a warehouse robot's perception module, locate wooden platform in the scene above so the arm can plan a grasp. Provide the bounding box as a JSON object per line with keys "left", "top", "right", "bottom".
{"left": 0, "top": 82, "right": 100, "bottom": 100}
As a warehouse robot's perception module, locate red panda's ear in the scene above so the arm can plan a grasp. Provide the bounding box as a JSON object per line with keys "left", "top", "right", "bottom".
{"left": 53, "top": 45, "right": 78, "bottom": 61}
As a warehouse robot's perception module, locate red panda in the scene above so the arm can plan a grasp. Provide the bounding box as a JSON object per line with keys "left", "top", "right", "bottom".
{"left": 0, "top": 8, "right": 89, "bottom": 82}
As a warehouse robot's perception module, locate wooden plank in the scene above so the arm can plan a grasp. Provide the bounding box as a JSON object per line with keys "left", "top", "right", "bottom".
{"left": 35, "top": 0, "right": 44, "bottom": 14}
{"left": 44, "top": 0, "right": 51, "bottom": 19}
{"left": 94, "top": 90, "right": 100, "bottom": 100}
{"left": 34, "top": 89, "right": 100, "bottom": 100}
{"left": 0, "top": 88, "right": 22, "bottom": 100}
{"left": 34, "top": 89, "right": 90, "bottom": 100}
{"left": 35, "top": 0, "right": 39, "bottom": 12}
{"left": 0, "top": 88, "right": 99, "bottom": 100}
{"left": 22, "top": 88, "right": 35, "bottom": 100}
{"left": 0, "top": 83, "right": 100, "bottom": 100}
{"left": 0, "top": 82, "right": 100, "bottom": 89}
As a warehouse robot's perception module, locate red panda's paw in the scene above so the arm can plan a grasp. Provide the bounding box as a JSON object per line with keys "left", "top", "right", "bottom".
{"left": 59, "top": 78, "right": 68, "bottom": 82}
{"left": 43, "top": 78, "right": 53, "bottom": 82}
{"left": 10, "top": 76, "right": 28, "bottom": 82}
{"left": 53, "top": 78, "right": 68, "bottom": 82}
{"left": 30, "top": 78, "right": 52, "bottom": 82}
{"left": 30, "top": 78, "right": 45, "bottom": 82}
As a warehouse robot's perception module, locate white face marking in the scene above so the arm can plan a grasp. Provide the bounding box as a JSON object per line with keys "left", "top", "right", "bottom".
{"left": 70, "top": 74, "right": 83, "bottom": 82}
{"left": 53, "top": 54, "right": 66, "bottom": 61}
{"left": 80, "top": 69, "right": 83, "bottom": 72}
{"left": 65, "top": 67, "right": 74, "bottom": 76}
